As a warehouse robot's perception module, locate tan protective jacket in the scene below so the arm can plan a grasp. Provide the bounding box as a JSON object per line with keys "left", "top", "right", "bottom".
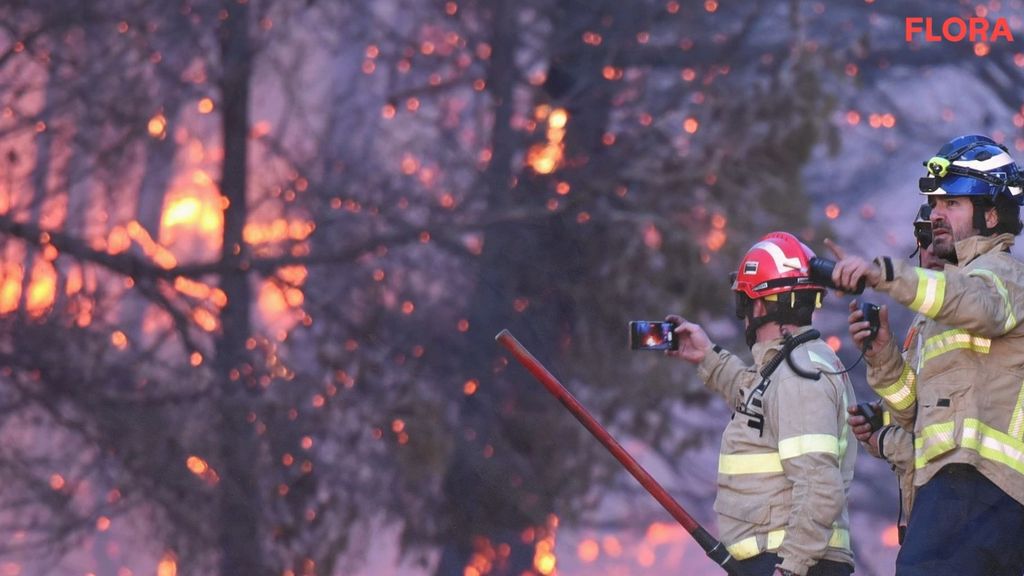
{"left": 698, "top": 327, "right": 857, "bottom": 575}
{"left": 876, "top": 419, "right": 915, "bottom": 532}
{"left": 871, "top": 314, "right": 927, "bottom": 530}
{"left": 868, "top": 233, "right": 1024, "bottom": 506}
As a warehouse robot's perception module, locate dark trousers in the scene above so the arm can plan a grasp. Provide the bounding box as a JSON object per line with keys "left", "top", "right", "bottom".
{"left": 738, "top": 552, "right": 852, "bottom": 576}
{"left": 896, "top": 464, "right": 1024, "bottom": 576}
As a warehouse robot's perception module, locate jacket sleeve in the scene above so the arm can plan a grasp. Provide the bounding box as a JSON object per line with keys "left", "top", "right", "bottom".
{"left": 878, "top": 424, "right": 917, "bottom": 525}
{"left": 774, "top": 363, "right": 850, "bottom": 575}
{"left": 878, "top": 424, "right": 915, "bottom": 475}
{"left": 865, "top": 334, "right": 917, "bottom": 430}
{"left": 874, "top": 255, "right": 1024, "bottom": 338}
{"left": 697, "top": 345, "right": 758, "bottom": 405}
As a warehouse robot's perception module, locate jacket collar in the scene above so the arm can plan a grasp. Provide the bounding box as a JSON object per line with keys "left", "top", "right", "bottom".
{"left": 750, "top": 325, "right": 816, "bottom": 367}
{"left": 954, "top": 233, "right": 1014, "bottom": 267}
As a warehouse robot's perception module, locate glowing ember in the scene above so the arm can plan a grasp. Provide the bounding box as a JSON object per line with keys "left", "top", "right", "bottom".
{"left": 577, "top": 538, "right": 600, "bottom": 563}
{"left": 185, "top": 456, "right": 219, "bottom": 485}
{"left": 643, "top": 224, "right": 662, "bottom": 250}
{"left": 148, "top": 113, "right": 167, "bottom": 139}
{"left": 527, "top": 106, "right": 569, "bottom": 174}
{"left": 157, "top": 552, "right": 177, "bottom": 576}
{"left": 882, "top": 524, "right": 901, "bottom": 547}
{"left": 827, "top": 335, "right": 842, "bottom": 352}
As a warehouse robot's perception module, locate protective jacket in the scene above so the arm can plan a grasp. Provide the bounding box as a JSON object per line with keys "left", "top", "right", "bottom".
{"left": 876, "top": 420, "right": 915, "bottom": 536}
{"left": 699, "top": 327, "right": 857, "bottom": 575}
{"left": 868, "top": 233, "right": 1024, "bottom": 506}
{"left": 870, "top": 314, "right": 927, "bottom": 533}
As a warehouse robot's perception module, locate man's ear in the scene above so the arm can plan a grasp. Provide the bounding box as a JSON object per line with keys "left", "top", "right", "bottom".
{"left": 986, "top": 205, "right": 999, "bottom": 230}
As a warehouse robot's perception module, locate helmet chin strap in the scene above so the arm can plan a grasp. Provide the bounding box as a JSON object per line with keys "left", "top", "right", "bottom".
{"left": 744, "top": 310, "right": 780, "bottom": 348}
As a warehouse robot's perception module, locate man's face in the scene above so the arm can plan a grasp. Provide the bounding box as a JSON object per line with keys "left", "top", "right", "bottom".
{"left": 929, "top": 196, "right": 978, "bottom": 259}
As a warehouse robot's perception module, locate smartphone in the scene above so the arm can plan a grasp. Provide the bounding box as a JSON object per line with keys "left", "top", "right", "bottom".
{"left": 629, "top": 321, "right": 678, "bottom": 351}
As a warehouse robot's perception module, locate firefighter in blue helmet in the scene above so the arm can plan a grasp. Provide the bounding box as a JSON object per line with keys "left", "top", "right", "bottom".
{"left": 845, "top": 203, "right": 945, "bottom": 548}
{"left": 828, "top": 135, "right": 1024, "bottom": 575}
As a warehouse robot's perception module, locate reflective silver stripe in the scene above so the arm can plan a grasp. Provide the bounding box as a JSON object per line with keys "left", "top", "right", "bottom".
{"left": 876, "top": 364, "right": 916, "bottom": 410}
{"left": 920, "top": 329, "right": 991, "bottom": 364}
{"left": 914, "top": 418, "right": 1024, "bottom": 476}
{"left": 914, "top": 421, "right": 956, "bottom": 469}
{"left": 967, "top": 268, "right": 1018, "bottom": 333}
{"left": 806, "top": 350, "right": 835, "bottom": 371}
{"left": 1010, "top": 381, "right": 1024, "bottom": 441}
{"left": 962, "top": 418, "right": 1024, "bottom": 475}
{"left": 839, "top": 386, "right": 850, "bottom": 459}
{"left": 910, "top": 268, "right": 946, "bottom": 317}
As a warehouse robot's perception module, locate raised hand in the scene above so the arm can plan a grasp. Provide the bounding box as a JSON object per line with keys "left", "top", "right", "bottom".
{"left": 847, "top": 299, "right": 893, "bottom": 356}
{"left": 824, "top": 238, "right": 882, "bottom": 294}
{"left": 665, "top": 314, "right": 712, "bottom": 364}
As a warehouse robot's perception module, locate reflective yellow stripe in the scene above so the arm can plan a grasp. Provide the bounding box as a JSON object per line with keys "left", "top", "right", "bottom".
{"left": 914, "top": 421, "right": 956, "bottom": 469}
{"left": 910, "top": 268, "right": 946, "bottom": 317}
{"left": 778, "top": 434, "right": 839, "bottom": 460}
{"left": 883, "top": 410, "right": 892, "bottom": 426}
{"left": 839, "top": 387, "right": 850, "bottom": 459}
{"left": 967, "top": 269, "right": 1018, "bottom": 333}
{"left": 828, "top": 528, "right": 851, "bottom": 550}
{"left": 1009, "top": 382, "right": 1024, "bottom": 441}
{"left": 718, "top": 452, "right": 783, "bottom": 475}
{"left": 727, "top": 534, "right": 769, "bottom": 560}
{"left": 877, "top": 364, "right": 916, "bottom": 410}
{"left": 962, "top": 418, "right": 1024, "bottom": 475}
{"left": 726, "top": 528, "right": 850, "bottom": 560}
{"left": 920, "top": 329, "right": 991, "bottom": 364}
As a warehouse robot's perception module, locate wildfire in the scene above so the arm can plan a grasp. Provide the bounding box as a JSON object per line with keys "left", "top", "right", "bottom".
{"left": 463, "top": 515, "right": 559, "bottom": 576}
{"left": 0, "top": 254, "right": 57, "bottom": 316}
{"left": 532, "top": 514, "right": 559, "bottom": 575}
{"left": 527, "top": 106, "right": 568, "bottom": 175}
{"left": 157, "top": 552, "right": 177, "bottom": 576}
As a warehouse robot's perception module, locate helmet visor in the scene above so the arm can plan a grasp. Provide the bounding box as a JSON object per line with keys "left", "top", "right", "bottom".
{"left": 920, "top": 172, "right": 1005, "bottom": 197}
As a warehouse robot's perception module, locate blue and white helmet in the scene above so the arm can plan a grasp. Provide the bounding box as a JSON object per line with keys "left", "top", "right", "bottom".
{"left": 919, "top": 134, "right": 1024, "bottom": 206}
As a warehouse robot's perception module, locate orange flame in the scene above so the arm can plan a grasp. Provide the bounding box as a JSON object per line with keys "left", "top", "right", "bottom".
{"left": 157, "top": 551, "right": 177, "bottom": 576}
{"left": 527, "top": 106, "right": 568, "bottom": 174}
{"left": 533, "top": 514, "right": 559, "bottom": 575}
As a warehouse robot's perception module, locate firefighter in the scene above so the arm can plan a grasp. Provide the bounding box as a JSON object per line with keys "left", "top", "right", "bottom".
{"left": 668, "top": 231, "right": 856, "bottom": 576}
{"left": 827, "top": 135, "right": 1024, "bottom": 575}
{"left": 846, "top": 203, "right": 943, "bottom": 545}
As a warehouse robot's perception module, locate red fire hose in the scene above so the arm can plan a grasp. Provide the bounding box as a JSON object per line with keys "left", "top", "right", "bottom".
{"left": 496, "top": 329, "right": 750, "bottom": 576}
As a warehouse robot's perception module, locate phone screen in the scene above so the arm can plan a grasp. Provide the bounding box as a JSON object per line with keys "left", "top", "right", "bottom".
{"left": 629, "top": 321, "right": 678, "bottom": 351}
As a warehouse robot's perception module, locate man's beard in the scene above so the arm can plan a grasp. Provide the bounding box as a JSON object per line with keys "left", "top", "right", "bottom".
{"left": 931, "top": 225, "right": 959, "bottom": 263}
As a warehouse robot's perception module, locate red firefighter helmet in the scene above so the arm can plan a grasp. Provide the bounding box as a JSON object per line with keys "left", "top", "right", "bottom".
{"left": 732, "top": 232, "right": 824, "bottom": 300}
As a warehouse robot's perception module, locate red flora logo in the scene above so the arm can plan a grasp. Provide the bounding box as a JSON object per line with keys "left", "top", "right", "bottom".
{"left": 905, "top": 17, "right": 1015, "bottom": 43}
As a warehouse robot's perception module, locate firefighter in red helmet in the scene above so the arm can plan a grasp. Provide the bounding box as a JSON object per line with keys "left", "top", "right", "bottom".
{"left": 667, "top": 232, "right": 857, "bottom": 576}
